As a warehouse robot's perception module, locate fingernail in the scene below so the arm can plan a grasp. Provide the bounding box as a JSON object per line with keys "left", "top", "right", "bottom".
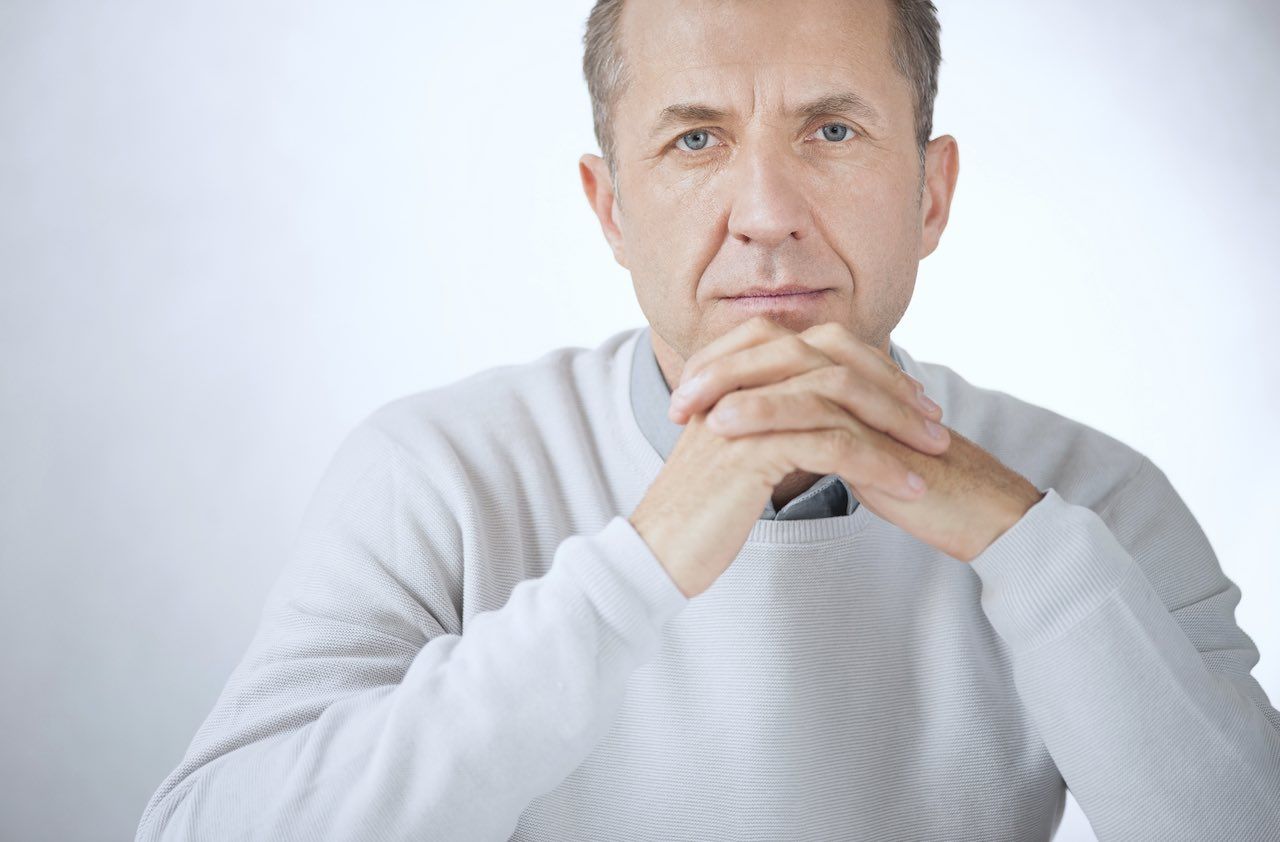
{"left": 906, "top": 471, "right": 926, "bottom": 492}
{"left": 925, "top": 419, "right": 946, "bottom": 440}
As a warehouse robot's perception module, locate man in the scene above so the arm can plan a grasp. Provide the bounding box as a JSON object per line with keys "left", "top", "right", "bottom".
{"left": 137, "top": 1, "right": 1280, "bottom": 840}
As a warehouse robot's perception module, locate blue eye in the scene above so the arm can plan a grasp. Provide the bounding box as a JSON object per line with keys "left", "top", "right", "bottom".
{"left": 675, "top": 130, "right": 719, "bottom": 152}
{"left": 817, "top": 123, "right": 856, "bottom": 142}
{"left": 671, "top": 122, "right": 858, "bottom": 154}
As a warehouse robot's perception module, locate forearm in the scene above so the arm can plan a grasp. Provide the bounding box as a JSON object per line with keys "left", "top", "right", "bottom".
{"left": 969, "top": 487, "right": 1280, "bottom": 840}
{"left": 136, "top": 516, "right": 690, "bottom": 842}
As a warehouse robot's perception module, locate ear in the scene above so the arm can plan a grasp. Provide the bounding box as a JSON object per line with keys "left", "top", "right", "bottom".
{"left": 917, "top": 134, "right": 959, "bottom": 260}
{"left": 579, "top": 153, "right": 627, "bottom": 268}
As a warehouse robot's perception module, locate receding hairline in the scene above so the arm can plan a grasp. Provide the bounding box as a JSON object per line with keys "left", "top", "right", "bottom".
{"left": 583, "top": 0, "right": 941, "bottom": 195}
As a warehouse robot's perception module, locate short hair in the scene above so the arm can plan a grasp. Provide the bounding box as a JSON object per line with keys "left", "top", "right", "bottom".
{"left": 582, "top": 0, "right": 942, "bottom": 195}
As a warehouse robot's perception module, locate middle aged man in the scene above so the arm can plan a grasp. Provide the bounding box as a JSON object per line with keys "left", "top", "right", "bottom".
{"left": 136, "top": 1, "right": 1280, "bottom": 840}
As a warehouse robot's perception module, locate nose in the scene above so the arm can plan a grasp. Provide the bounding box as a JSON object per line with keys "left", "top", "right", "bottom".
{"left": 725, "top": 140, "right": 813, "bottom": 248}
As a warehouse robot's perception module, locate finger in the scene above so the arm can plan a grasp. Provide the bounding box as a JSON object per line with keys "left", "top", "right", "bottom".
{"left": 762, "top": 425, "right": 927, "bottom": 501}
{"left": 706, "top": 389, "right": 845, "bottom": 436}
{"left": 678, "top": 315, "right": 794, "bottom": 390}
{"left": 668, "top": 332, "right": 833, "bottom": 422}
{"left": 810, "top": 364, "right": 949, "bottom": 454}
{"left": 799, "top": 322, "right": 941, "bottom": 420}
{"left": 706, "top": 372, "right": 949, "bottom": 455}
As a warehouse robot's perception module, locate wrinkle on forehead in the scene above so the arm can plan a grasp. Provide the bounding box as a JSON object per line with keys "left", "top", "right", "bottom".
{"left": 616, "top": 0, "right": 902, "bottom": 131}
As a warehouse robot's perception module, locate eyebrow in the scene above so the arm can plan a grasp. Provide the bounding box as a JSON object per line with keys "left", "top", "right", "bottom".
{"left": 648, "top": 89, "right": 884, "bottom": 139}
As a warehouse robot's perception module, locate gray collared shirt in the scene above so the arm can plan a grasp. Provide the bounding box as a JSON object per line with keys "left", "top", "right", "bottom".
{"left": 629, "top": 325, "right": 907, "bottom": 521}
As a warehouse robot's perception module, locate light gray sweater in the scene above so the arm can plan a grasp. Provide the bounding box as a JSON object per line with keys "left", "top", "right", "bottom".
{"left": 136, "top": 325, "right": 1280, "bottom": 841}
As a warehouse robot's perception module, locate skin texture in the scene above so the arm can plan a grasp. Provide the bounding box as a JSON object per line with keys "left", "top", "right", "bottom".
{"left": 578, "top": 0, "right": 1043, "bottom": 596}
{"left": 579, "top": 0, "right": 952, "bottom": 373}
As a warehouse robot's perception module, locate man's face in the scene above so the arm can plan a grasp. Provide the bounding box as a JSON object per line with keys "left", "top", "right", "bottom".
{"left": 580, "top": 0, "right": 958, "bottom": 377}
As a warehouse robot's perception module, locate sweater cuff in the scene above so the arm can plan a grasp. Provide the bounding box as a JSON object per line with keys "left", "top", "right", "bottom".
{"left": 967, "top": 487, "right": 1137, "bottom": 653}
{"left": 557, "top": 515, "right": 691, "bottom": 646}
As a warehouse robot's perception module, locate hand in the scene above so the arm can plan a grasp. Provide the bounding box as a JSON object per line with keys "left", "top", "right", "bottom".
{"left": 629, "top": 404, "right": 933, "bottom": 599}
{"left": 668, "top": 317, "right": 951, "bottom": 459}
{"left": 641, "top": 317, "right": 1045, "bottom": 569}
{"left": 630, "top": 316, "right": 957, "bottom": 599}
{"left": 669, "top": 316, "right": 953, "bottom": 516}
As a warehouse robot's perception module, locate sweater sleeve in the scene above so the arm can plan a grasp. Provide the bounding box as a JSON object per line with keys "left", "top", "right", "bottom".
{"left": 966, "top": 456, "right": 1280, "bottom": 841}
{"left": 134, "top": 420, "right": 690, "bottom": 842}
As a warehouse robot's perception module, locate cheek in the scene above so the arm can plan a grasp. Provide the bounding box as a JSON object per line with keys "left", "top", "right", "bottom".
{"left": 624, "top": 191, "right": 719, "bottom": 282}
{"left": 812, "top": 168, "right": 897, "bottom": 219}
{"left": 812, "top": 182, "right": 900, "bottom": 266}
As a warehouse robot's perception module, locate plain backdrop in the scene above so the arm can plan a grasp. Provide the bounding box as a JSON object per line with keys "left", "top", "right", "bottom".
{"left": 1, "top": 1, "right": 1277, "bottom": 840}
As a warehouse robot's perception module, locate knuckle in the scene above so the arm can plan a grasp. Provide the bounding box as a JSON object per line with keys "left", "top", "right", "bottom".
{"left": 831, "top": 365, "right": 859, "bottom": 392}
{"left": 718, "top": 391, "right": 758, "bottom": 421}
{"left": 839, "top": 430, "right": 874, "bottom": 476}
{"left": 893, "top": 376, "right": 917, "bottom": 406}
{"left": 881, "top": 353, "right": 910, "bottom": 385}
{"left": 809, "top": 392, "right": 836, "bottom": 418}
{"left": 897, "top": 396, "right": 916, "bottom": 425}
{"left": 823, "top": 426, "right": 853, "bottom": 458}
{"left": 832, "top": 367, "right": 873, "bottom": 405}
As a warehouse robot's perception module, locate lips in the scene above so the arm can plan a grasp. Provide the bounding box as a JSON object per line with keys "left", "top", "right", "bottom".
{"left": 727, "top": 283, "right": 828, "bottom": 298}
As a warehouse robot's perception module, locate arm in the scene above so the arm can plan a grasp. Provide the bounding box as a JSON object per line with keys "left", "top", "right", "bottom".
{"left": 135, "top": 420, "right": 690, "bottom": 842}
{"left": 967, "top": 456, "right": 1280, "bottom": 841}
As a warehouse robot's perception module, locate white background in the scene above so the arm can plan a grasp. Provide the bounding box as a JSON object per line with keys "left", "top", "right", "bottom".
{"left": 1, "top": 1, "right": 1276, "bottom": 839}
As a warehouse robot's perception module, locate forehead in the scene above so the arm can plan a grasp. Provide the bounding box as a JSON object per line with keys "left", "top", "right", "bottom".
{"left": 617, "top": 0, "right": 900, "bottom": 113}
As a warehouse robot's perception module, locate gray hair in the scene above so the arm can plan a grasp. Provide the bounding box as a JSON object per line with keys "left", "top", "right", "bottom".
{"left": 582, "top": 0, "right": 942, "bottom": 200}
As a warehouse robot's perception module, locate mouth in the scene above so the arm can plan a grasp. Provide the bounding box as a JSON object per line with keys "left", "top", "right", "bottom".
{"left": 724, "top": 283, "right": 832, "bottom": 300}
{"left": 721, "top": 287, "right": 832, "bottom": 314}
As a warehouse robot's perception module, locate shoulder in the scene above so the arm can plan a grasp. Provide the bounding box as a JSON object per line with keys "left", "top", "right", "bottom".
{"left": 912, "top": 354, "right": 1149, "bottom": 512}
{"left": 349, "top": 326, "right": 641, "bottom": 476}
